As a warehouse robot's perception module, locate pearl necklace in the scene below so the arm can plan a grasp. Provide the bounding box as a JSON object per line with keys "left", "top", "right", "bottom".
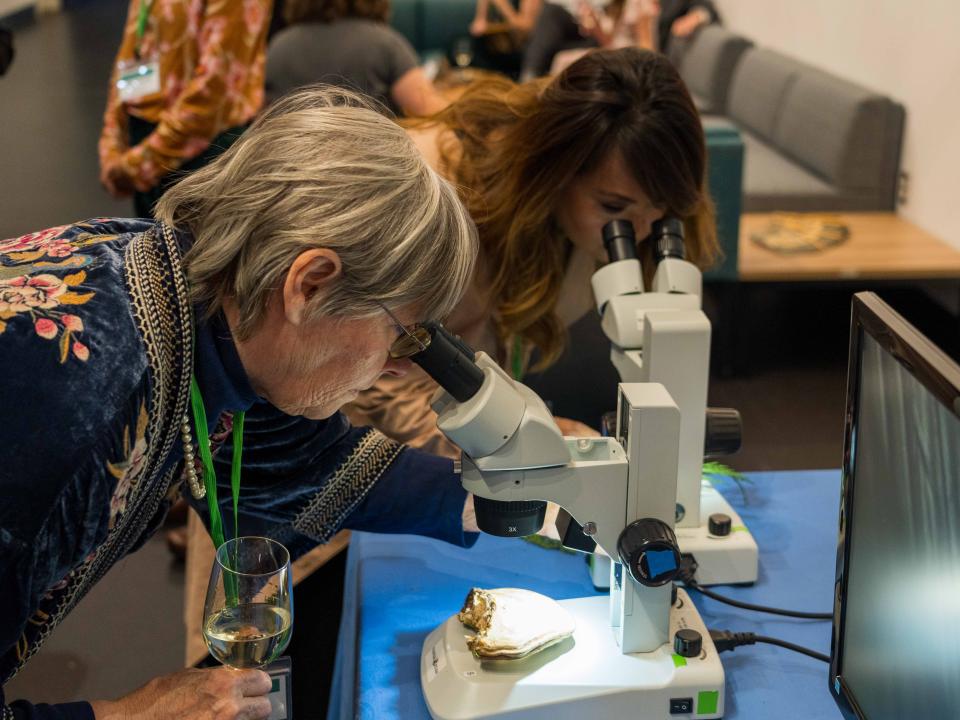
{"left": 180, "top": 413, "right": 206, "bottom": 499}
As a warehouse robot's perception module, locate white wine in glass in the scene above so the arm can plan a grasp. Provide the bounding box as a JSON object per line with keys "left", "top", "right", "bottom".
{"left": 203, "top": 536, "right": 293, "bottom": 669}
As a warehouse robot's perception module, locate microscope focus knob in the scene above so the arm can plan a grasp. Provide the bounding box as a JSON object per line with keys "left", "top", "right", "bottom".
{"left": 617, "top": 518, "right": 681, "bottom": 587}
{"left": 708, "top": 513, "right": 732, "bottom": 537}
{"left": 674, "top": 628, "right": 702, "bottom": 658}
{"left": 704, "top": 407, "right": 742, "bottom": 458}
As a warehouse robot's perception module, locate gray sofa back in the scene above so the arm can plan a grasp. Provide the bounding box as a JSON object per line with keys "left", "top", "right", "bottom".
{"left": 726, "top": 48, "right": 805, "bottom": 140}
{"left": 676, "top": 26, "right": 752, "bottom": 115}
{"left": 725, "top": 46, "right": 904, "bottom": 210}
{"left": 774, "top": 69, "right": 904, "bottom": 206}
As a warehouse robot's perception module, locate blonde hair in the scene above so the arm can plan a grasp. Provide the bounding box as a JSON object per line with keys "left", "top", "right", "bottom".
{"left": 156, "top": 86, "right": 477, "bottom": 339}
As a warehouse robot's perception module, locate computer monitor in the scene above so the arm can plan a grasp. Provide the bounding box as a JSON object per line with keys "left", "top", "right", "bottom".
{"left": 830, "top": 292, "right": 960, "bottom": 719}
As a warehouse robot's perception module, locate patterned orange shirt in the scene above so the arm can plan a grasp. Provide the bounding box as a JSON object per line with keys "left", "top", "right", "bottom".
{"left": 99, "top": 0, "right": 272, "bottom": 191}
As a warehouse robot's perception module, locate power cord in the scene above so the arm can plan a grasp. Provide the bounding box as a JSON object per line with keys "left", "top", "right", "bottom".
{"left": 709, "top": 629, "right": 830, "bottom": 664}
{"left": 679, "top": 556, "right": 833, "bottom": 621}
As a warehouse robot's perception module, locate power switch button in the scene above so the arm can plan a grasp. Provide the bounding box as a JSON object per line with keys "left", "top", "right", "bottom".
{"left": 670, "top": 697, "right": 693, "bottom": 714}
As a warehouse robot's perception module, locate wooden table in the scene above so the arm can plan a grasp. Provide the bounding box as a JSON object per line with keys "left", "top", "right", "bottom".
{"left": 738, "top": 212, "right": 960, "bottom": 282}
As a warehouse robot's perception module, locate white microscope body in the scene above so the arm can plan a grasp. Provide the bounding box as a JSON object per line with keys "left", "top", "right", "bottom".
{"left": 416, "top": 341, "right": 725, "bottom": 720}
{"left": 590, "top": 220, "right": 758, "bottom": 586}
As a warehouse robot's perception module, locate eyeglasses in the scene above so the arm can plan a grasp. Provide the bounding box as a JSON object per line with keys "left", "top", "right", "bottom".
{"left": 376, "top": 301, "right": 432, "bottom": 359}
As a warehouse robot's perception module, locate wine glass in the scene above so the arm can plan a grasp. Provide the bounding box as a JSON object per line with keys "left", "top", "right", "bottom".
{"left": 203, "top": 536, "right": 293, "bottom": 669}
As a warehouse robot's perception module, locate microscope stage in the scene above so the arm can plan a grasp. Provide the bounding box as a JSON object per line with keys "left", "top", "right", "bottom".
{"left": 421, "top": 590, "right": 724, "bottom": 720}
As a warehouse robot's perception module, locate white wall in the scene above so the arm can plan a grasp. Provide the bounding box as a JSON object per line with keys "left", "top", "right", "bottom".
{"left": 715, "top": 0, "right": 960, "bottom": 249}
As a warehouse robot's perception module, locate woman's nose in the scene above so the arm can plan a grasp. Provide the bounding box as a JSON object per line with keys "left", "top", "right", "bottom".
{"left": 634, "top": 208, "right": 666, "bottom": 238}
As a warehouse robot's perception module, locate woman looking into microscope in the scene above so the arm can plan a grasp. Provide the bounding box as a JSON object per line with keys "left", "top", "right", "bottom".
{"left": 343, "top": 47, "right": 719, "bottom": 454}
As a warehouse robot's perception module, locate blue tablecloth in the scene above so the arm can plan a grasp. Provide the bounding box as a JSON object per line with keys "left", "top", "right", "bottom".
{"left": 329, "top": 470, "right": 846, "bottom": 720}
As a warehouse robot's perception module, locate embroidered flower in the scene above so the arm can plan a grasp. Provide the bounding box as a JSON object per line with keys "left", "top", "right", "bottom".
{"left": 62, "top": 314, "right": 84, "bottom": 332}
{"left": 72, "top": 341, "right": 90, "bottom": 362}
{"left": 0, "top": 274, "right": 67, "bottom": 312}
{"left": 107, "top": 404, "right": 150, "bottom": 528}
{"left": 0, "top": 225, "right": 70, "bottom": 254}
{"left": 35, "top": 318, "right": 57, "bottom": 339}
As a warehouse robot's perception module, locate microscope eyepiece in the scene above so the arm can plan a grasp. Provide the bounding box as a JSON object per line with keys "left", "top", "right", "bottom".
{"left": 602, "top": 219, "right": 638, "bottom": 263}
{"left": 409, "top": 322, "right": 484, "bottom": 403}
{"left": 652, "top": 217, "right": 685, "bottom": 262}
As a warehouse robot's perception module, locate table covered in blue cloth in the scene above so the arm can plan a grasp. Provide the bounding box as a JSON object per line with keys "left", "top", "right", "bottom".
{"left": 328, "top": 470, "right": 846, "bottom": 720}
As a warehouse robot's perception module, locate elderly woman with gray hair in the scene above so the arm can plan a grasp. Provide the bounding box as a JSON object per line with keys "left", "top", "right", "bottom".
{"left": 0, "top": 86, "right": 477, "bottom": 720}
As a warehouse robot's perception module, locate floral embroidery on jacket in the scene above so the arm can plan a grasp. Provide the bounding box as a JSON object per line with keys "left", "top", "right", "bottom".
{"left": 0, "top": 223, "right": 118, "bottom": 362}
{"left": 106, "top": 403, "right": 151, "bottom": 528}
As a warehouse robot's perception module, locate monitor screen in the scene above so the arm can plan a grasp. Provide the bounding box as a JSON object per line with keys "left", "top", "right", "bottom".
{"left": 831, "top": 293, "right": 960, "bottom": 720}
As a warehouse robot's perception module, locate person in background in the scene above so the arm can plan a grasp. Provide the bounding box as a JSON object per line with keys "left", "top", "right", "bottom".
{"left": 98, "top": 0, "right": 272, "bottom": 218}
{"left": 518, "top": 0, "right": 600, "bottom": 80}
{"left": 266, "top": 0, "right": 446, "bottom": 116}
{"left": 527, "top": 0, "right": 718, "bottom": 79}
{"left": 345, "top": 47, "right": 718, "bottom": 455}
{"left": 468, "top": 0, "right": 543, "bottom": 77}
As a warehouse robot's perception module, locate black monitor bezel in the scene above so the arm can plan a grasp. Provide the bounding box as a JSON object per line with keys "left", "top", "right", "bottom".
{"left": 830, "top": 292, "right": 960, "bottom": 719}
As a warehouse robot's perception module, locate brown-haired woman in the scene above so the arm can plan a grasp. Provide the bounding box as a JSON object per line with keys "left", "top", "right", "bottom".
{"left": 345, "top": 46, "right": 718, "bottom": 453}
{"left": 266, "top": 0, "right": 447, "bottom": 115}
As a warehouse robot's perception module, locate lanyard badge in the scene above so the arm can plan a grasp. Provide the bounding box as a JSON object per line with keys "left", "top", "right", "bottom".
{"left": 116, "top": 0, "right": 160, "bottom": 102}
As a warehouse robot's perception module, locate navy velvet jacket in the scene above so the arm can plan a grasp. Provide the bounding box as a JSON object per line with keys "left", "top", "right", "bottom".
{"left": 0, "top": 219, "right": 476, "bottom": 719}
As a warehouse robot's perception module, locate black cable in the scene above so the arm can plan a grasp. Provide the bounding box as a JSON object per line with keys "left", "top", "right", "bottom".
{"left": 710, "top": 630, "right": 830, "bottom": 664}
{"left": 687, "top": 582, "right": 833, "bottom": 620}
{"left": 679, "top": 558, "right": 833, "bottom": 620}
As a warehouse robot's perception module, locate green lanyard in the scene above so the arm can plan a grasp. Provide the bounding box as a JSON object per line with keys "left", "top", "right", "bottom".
{"left": 511, "top": 336, "right": 523, "bottom": 381}
{"left": 134, "top": 0, "right": 154, "bottom": 59}
{"left": 189, "top": 375, "right": 245, "bottom": 551}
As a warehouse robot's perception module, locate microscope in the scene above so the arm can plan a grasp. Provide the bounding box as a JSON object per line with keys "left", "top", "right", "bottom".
{"left": 590, "top": 218, "right": 758, "bottom": 586}
{"left": 411, "top": 325, "right": 726, "bottom": 720}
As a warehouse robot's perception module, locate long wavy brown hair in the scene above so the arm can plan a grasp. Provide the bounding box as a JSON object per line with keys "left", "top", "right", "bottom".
{"left": 419, "top": 48, "right": 718, "bottom": 369}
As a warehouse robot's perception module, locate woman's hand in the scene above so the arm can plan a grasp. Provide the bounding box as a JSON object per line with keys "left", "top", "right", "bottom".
{"left": 90, "top": 667, "right": 273, "bottom": 720}
{"left": 470, "top": 16, "right": 488, "bottom": 35}
{"left": 100, "top": 163, "right": 135, "bottom": 199}
{"left": 553, "top": 416, "right": 600, "bottom": 437}
{"left": 670, "top": 7, "right": 709, "bottom": 37}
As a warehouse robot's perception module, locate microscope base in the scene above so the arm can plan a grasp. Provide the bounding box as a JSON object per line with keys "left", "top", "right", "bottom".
{"left": 420, "top": 591, "right": 724, "bottom": 720}
{"left": 674, "top": 481, "right": 758, "bottom": 586}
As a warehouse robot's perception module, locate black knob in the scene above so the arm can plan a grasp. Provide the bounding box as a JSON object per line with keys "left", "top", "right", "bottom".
{"left": 602, "top": 219, "right": 638, "bottom": 262}
{"left": 674, "top": 628, "right": 702, "bottom": 658}
{"left": 708, "top": 513, "right": 732, "bottom": 537}
{"left": 704, "top": 407, "right": 742, "bottom": 458}
{"left": 474, "top": 496, "right": 546, "bottom": 537}
{"left": 652, "top": 217, "right": 686, "bottom": 261}
{"left": 617, "top": 518, "right": 681, "bottom": 587}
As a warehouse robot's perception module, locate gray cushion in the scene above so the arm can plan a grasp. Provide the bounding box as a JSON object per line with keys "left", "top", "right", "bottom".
{"left": 726, "top": 48, "right": 806, "bottom": 142}
{"left": 741, "top": 132, "right": 889, "bottom": 211}
{"left": 741, "top": 132, "right": 842, "bottom": 212}
{"left": 773, "top": 69, "right": 904, "bottom": 203}
{"left": 679, "top": 26, "right": 753, "bottom": 115}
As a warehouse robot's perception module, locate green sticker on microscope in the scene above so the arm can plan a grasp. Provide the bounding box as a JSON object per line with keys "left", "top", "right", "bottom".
{"left": 732, "top": 525, "right": 748, "bottom": 533}
{"left": 697, "top": 690, "right": 719, "bottom": 714}
{"left": 672, "top": 654, "right": 687, "bottom": 667}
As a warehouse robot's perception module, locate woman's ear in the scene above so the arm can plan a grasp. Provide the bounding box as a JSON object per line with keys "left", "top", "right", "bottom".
{"left": 282, "top": 248, "right": 343, "bottom": 325}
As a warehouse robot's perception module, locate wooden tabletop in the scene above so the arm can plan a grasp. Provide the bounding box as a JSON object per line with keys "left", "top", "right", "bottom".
{"left": 738, "top": 212, "right": 960, "bottom": 281}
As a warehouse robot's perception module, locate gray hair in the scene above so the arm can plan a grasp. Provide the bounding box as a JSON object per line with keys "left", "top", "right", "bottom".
{"left": 155, "top": 86, "right": 477, "bottom": 339}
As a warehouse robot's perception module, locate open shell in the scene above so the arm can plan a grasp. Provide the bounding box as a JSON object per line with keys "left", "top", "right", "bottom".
{"left": 458, "top": 588, "right": 576, "bottom": 659}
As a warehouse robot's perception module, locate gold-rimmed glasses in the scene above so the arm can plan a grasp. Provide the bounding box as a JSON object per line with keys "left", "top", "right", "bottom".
{"left": 376, "top": 301, "right": 432, "bottom": 359}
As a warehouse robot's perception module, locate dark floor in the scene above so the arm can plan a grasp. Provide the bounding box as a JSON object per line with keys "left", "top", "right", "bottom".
{"left": 3, "top": 0, "right": 959, "bottom": 713}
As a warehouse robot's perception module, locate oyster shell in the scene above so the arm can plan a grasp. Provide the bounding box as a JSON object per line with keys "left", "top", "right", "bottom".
{"left": 458, "top": 588, "right": 575, "bottom": 659}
